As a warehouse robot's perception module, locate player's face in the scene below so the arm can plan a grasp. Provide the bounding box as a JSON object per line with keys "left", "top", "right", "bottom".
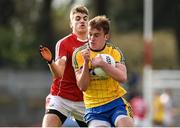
{"left": 88, "top": 27, "right": 107, "bottom": 50}
{"left": 71, "top": 13, "right": 88, "bottom": 34}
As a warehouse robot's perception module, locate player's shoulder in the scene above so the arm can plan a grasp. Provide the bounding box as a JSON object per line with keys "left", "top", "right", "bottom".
{"left": 106, "top": 41, "right": 122, "bottom": 53}
{"left": 106, "top": 41, "right": 126, "bottom": 62}
{"left": 106, "top": 41, "right": 118, "bottom": 49}
{"left": 72, "top": 43, "right": 88, "bottom": 60}
{"left": 74, "top": 42, "right": 88, "bottom": 53}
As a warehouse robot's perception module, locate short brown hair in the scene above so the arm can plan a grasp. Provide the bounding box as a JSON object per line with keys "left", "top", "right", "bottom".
{"left": 70, "top": 5, "right": 89, "bottom": 20}
{"left": 88, "top": 15, "right": 110, "bottom": 34}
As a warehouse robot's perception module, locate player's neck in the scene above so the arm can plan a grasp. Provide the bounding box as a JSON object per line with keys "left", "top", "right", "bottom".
{"left": 74, "top": 31, "right": 88, "bottom": 41}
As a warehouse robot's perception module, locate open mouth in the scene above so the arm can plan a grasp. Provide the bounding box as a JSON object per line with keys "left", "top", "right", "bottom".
{"left": 80, "top": 24, "right": 85, "bottom": 27}
{"left": 90, "top": 41, "right": 95, "bottom": 46}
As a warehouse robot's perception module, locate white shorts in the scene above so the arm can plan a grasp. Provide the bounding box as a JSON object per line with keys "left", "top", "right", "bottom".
{"left": 88, "top": 120, "right": 111, "bottom": 127}
{"left": 45, "top": 94, "right": 85, "bottom": 121}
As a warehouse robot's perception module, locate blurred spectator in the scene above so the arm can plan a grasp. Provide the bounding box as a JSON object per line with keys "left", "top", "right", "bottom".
{"left": 153, "top": 91, "right": 164, "bottom": 126}
{"left": 153, "top": 89, "right": 175, "bottom": 127}
{"left": 130, "top": 92, "right": 147, "bottom": 127}
{"left": 127, "top": 71, "right": 140, "bottom": 100}
{"left": 127, "top": 71, "right": 139, "bottom": 87}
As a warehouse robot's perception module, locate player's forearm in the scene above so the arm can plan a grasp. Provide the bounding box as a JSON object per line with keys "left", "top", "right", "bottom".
{"left": 76, "top": 62, "right": 90, "bottom": 91}
{"left": 48, "top": 62, "right": 63, "bottom": 78}
{"left": 102, "top": 63, "right": 127, "bottom": 83}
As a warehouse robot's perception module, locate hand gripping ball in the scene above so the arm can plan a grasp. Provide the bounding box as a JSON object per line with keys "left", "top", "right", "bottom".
{"left": 94, "top": 54, "right": 115, "bottom": 77}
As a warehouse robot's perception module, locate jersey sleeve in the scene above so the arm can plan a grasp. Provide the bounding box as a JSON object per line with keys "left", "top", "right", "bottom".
{"left": 113, "top": 47, "right": 126, "bottom": 65}
{"left": 55, "top": 40, "right": 68, "bottom": 61}
{"left": 72, "top": 49, "right": 84, "bottom": 71}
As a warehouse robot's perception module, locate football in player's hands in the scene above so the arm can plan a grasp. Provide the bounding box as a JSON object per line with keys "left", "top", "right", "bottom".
{"left": 94, "top": 54, "right": 115, "bottom": 78}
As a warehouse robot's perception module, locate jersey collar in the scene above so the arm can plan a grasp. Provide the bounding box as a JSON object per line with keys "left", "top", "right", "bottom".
{"left": 88, "top": 42, "right": 106, "bottom": 52}
{"left": 72, "top": 33, "right": 88, "bottom": 43}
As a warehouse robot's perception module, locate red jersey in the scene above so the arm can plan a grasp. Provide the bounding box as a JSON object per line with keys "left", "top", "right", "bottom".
{"left": 50, "top": 33, "right": 87, "bottom": 101}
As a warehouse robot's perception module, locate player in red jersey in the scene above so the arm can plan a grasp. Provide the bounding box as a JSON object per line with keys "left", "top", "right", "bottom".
{"left": 39, "top": 5, "right": 89, "bottom": 127}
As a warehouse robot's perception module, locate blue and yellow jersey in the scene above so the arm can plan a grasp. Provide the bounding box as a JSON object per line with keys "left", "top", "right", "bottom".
{"left": 72, "top": 42, "right": 127, "bottom": 108}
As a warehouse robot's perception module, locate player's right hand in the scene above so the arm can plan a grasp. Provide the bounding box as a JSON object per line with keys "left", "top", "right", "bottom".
{"left": 39, "top": 45, "right": 53, "bottom": 64}
{"left": 81, "top": 48, "right": 90, "bottom": 64}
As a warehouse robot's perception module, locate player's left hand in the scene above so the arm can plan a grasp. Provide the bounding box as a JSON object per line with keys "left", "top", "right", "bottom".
{"left": 92, "top": 54, "right": 104, "bottom": 67}
{"left": 39, "top": 45, "right": 53, "bottom": 64}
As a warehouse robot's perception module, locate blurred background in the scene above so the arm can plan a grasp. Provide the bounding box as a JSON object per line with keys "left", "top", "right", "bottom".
{"left": 0, "top": 0, "right": 180, "bottom": 127}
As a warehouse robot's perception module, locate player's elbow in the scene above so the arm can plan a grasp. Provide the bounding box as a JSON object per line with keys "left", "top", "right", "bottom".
{"left": 121, "top": 75, "right": 127, "bottom": 83}
{"left": 79, "top": 87, "right": 87, "bottom": 92}
{"left": 117, "top": 74, "right": 127, "bottom": 83}
{"left": 77, "top": 79, "right": 89, "bottom": 91}
{"left": 76, "top": 75, "right": 90, "bottom": 91}
{"left": 57, "top": 72, "right": 63, "bottom": 78}
{"left": 78, "top": 83, "right": 88, "bottom": 91}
